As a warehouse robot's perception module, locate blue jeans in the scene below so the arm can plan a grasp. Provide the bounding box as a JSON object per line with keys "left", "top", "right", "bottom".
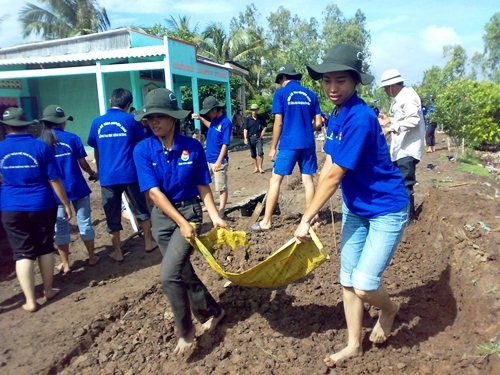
{"left": 339, "top": 203, "right": 408, "bottom": 291}
{"left": 151, "top": 202, "right": 221, "bottom": 338}
{"left": 55, "top": 195, "right": 95, "bottom": 246}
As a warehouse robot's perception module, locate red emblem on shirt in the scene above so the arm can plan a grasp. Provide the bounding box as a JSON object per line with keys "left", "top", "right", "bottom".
{"left": 181, "top": 150, "right": 190, "bottom": 162}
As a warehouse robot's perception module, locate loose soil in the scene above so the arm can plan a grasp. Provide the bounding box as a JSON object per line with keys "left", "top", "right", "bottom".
{"left": 0, "top": 133, "right": 499, "bottom": 375}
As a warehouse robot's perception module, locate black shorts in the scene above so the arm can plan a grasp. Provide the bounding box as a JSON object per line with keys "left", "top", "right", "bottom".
{"left": 1, "top": 207, "right": 58, "bottom": 261}
{"left": 101, "top": 183, "right": 150, "bottom": 233}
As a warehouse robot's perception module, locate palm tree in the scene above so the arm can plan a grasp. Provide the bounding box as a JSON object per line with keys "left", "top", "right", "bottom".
{"left": 199, "top": 23, "right": 265, "bottom": 95}
{"left": 200, "top": 23, "right": 263, "bottom": 64}
{"left": 199, "top": 23, "right": 264, "bottom": 93}
{"left": 165, "top": 15, "right": 200, "bottom": 44}
{"left": 19, "top": 0, "right": 110, "bottom": 39}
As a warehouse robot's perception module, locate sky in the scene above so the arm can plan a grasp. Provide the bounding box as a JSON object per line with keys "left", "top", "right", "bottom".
{"left": 0, "top": 0, "right": 497, "bottom": 85}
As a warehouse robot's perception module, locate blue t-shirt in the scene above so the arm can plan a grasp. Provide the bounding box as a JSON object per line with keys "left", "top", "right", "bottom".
{"left": 0, "top": 134, "right": 61, "bottom": 211}
{"left": 271, "top": 80, "right": 321, "bottom": 150}
{"left": 326, "top": 93, "right": 409, "bottom": 218}
{"left": 50, "top": 129, "right": 91, "bottom": 202}
{"left": 87, "top": 108, "right": 146, "bottom": 186}
{"left": 205, "top": 114, "right": 232, "bottom": 163}
{"left": 133, "top": 133, "right": 211, "bottom": 203}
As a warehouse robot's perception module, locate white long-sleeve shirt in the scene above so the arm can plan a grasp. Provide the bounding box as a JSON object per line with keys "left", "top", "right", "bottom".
{"left": 388, "top": 86, "right": 425, "bottom": 162}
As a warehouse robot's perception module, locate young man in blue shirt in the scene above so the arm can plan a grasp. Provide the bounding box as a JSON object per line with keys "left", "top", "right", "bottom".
{"left": 251, "top": 64, "right": 323, "bottom": 231}
{"left": 133, "top": 88, "right": 226, "bottom": 355}
{"left": 88, "top": 88, "right": 154, "bottom": 262}
{"left": 192, "top": 96, "right": 232, "bottom": 217}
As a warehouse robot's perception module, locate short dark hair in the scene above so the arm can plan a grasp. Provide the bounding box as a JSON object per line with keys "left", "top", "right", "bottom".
{"left": 110, "top": 88, "right": 133, "bottom": 109}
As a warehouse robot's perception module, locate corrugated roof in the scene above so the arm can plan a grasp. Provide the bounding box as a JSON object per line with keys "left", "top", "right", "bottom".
{"left": 0, "top": 28, "right": 158, "bottom": 57}
{"left": 0, "top": 45, "right": 167, "bottom": 66}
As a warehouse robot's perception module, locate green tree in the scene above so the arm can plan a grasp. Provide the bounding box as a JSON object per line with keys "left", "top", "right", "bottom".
{"left": 198, "top": 19, "right": 264, "bottom": 100}
{"left": 265, "top": 7, "right": 321, "bottom": 90}
{"left": 418, "top": 66, "right": 445, "bottom": 102}
{"left": 19, "top": 0, "right": 110, "bottom": 39}
{"left": 228, "top": 4, "right": 266, "bottom": 92}
{"left": 433, "top": 80, "right": 499, "bottom": 148}
{"left": 441, "top": 45, "right": 468, "bottom": 82}
{"left": 480, "top": 12, "right": 499, "bottom": 82}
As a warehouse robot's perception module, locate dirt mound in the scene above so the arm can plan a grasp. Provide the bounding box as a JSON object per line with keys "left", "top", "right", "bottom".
{"left": 0, "top": 136, "right": 498, "bottom": 374}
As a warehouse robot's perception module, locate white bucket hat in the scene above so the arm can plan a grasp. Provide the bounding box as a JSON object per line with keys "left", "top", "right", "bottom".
{"left": 379, "top": 68, "right": 405, "bottom": 87}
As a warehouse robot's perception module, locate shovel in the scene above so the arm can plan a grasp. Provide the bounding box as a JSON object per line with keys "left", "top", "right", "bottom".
{"left": 250, "top": 192, "right": 267, "bottom": 223}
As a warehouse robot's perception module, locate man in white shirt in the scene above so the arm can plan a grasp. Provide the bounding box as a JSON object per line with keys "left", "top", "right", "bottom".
{"left": 378, "top": 69, "right": 425, "bottom": 223}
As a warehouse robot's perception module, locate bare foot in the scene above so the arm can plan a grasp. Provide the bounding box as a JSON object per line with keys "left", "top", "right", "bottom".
{"left": 173, "top": 326, "right": 196, "bottom": 355}
{"left": 323, "top": 346, "right": 362, "bottom": 367}
{"left": 252, "top": 169, "right": 259, "bottom": 173}
{"left": 88, "top": 255, "right": 100, "bottom": 266}
{"left": 369, "top": 302, "right": 400, "bottom": 344}
{"left": 145, "top": 242, "right": 158, "bottom": 253}
{"left": 56, "top": 262, "right": 71, "bottom": 275}
{"left": 108, "top": 251, "right": 124, "bottom": 262}
{"left": 43, "top": 288, "right": 60, "bottom": 302}
{"left": 259, "top": 169, "right": 265, "bottom": 174}
{"left": 22, "top": 302, "right": 39, "bottom": 313}
{"left": 200, "top": 309, "right": 225, "bottom": 334}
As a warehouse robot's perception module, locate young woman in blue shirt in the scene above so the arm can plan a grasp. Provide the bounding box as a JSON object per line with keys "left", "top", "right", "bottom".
{"left": 40, "top": 105, "right": 99, "bottom": 273}
{"left": 0, "top": 107, "right": 72, "bottom": 312}
{"left": 294, "top": 44, "right": 409, "bottom": 368}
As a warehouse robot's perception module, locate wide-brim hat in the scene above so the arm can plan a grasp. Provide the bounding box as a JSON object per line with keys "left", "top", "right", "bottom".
{"left": 41, "top": 104, "right": 73, "bottom": 124}
{"left": 135, "top": 88, "right": 190, "bottom": 121}
{"left": 0, "top": 107, "right": 35, "bottom": 126}
{"left": 306, "top": 44, "right": 374, "bottom": 85}
{"left": 199, "top": 96, "right": 225, "bottom": 115}
{"left": 379, "top": 68, "right": 404, "bottom": 87}
{"left": 275, "top": 64, "right": 302, "bottom": 83}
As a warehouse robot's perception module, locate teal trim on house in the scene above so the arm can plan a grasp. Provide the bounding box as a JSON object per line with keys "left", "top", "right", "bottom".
{"left": 0, "top": 28, "right": 247, "bottom": 145}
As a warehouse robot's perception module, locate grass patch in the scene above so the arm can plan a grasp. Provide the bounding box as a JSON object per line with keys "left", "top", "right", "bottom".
{"left": 476, "top": 341, "right": 500, "bottom": 357}
{"left": 457, "top": 150, "right": 492, "bottom": 178}
{"left": 458, "top": 163, "right": 492, "bottom": 177}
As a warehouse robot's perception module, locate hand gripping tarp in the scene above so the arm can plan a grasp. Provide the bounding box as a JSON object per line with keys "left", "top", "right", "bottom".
{"left": 190, "top": 227, "right": 329, "bottom": 288}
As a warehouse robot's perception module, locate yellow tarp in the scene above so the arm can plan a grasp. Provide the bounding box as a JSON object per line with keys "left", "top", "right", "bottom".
{"left": 191, "top": 227, "right": 329, "bottom": 288}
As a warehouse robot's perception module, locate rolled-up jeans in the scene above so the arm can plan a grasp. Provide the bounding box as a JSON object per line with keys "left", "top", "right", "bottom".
{"left": 54, "top": 195, "right": 95, "bottom": 246}
{"left": 151, "top": 200, "right": 221, "bottom": 337}
{"left": 339, "top": 202, "right": 408, "bottom": 291}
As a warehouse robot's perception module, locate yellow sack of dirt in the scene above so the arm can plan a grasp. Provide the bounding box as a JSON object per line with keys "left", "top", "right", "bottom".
{"left": 191, "top": 227, "right": 329, "bottom": 288}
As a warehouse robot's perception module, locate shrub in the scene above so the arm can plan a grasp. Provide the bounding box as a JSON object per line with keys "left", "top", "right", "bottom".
{"left": 433, "top": 80, "right": 499, "bottom": 149}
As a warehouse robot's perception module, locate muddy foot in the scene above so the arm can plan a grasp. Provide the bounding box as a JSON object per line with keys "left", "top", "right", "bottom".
{"left": 88, "top": 255, "right": 100, "bottom": 266}
{"left": 108, "top": 252, "right": 124, "bottom": 262}
{"left": 22, "top": 302, "right": 39, "bottom": 313}
{"left": 201, "top": 309, "right": 226, "bottom": 334}
{"left": 323, "top": 346, "right": 362, "bottom": 367}
{"left": 173, "top": 326, "right": 196, "bottom": 355}
{"left": 43, "top": 288, "right": 61, "bottom": 303}
{"left": 56, "top": 263, "right": 71, "bottom": 275}
{"left": 145, "top": 244, "right": 158, "bottom": 253}
{"left": 369, "top": 302, "right": 400, "bottom": 344}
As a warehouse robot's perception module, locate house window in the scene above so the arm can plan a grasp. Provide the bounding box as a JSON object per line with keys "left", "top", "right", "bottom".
{"left": 0, "top": 80, "right": 22, "bottom": 90}
{"left": 139, "top": 70, "right": 164, "bottom": 81}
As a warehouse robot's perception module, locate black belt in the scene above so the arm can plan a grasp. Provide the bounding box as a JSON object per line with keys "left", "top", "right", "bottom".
{"left": 249, "top": 133, "right": 260, "bottom": 138}
{"left": 173, "top": 197, "right": 200, "bottom": 208}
